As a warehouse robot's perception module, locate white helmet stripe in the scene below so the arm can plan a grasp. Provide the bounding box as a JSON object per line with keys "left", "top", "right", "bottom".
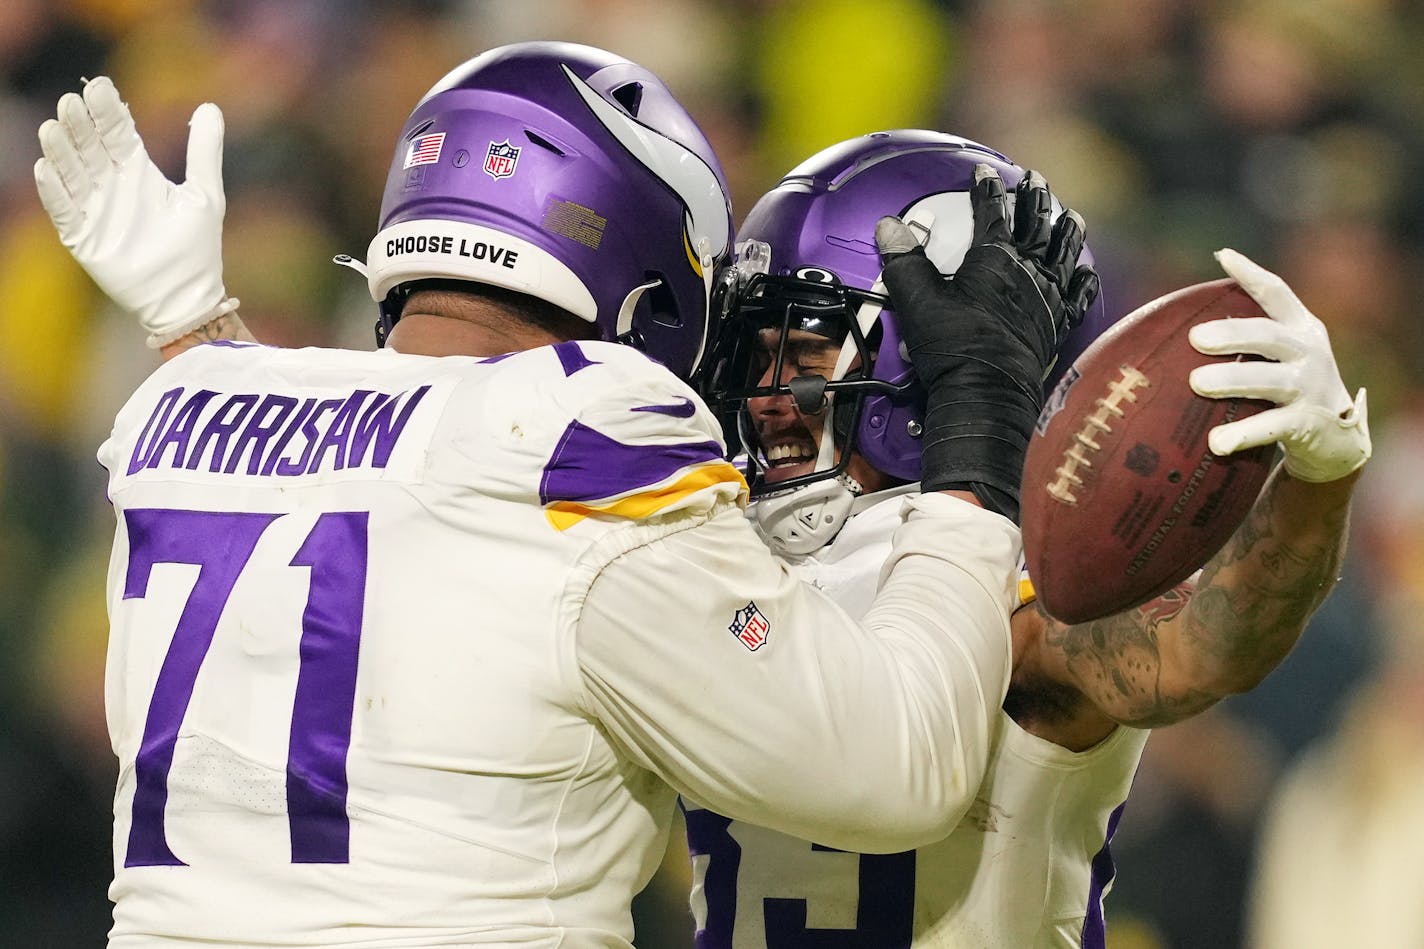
{"left": 562, "top": 65, "right": 728, "bottom": 262}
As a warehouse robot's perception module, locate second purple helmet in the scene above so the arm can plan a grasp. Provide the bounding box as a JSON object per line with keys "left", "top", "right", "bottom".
{"left": 702, "top": 129, "right": 1115, "bottom": 493}
{"left": 356, "top": 41, "right": 733, "bottom": 380}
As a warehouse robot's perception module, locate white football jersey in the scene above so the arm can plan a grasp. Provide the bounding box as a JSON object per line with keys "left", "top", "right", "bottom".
{"left": 99, "top": 342, "right": 1023, "bottom": 948}
{"left": 684, "top": 492, "right": 1149, "bottom": 949}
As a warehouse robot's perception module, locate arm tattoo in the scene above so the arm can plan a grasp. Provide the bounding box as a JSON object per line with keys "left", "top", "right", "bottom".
{"left": 1040, "top": 469, "right": 1354, "bottom": 728}
{"left": 1184, "top": 472, "right": 1349, "bottom": 679}
{"left": 1039, "top": 587, "right": 1211, "bottom": 728}
{"left": 160, "top": 312, "right": 257, "bottom": 358}
{"left": 186, "top": 312, "right": 255, "bottom": 345}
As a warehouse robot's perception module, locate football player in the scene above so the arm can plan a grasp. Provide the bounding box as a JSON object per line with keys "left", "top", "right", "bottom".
{"left": 33, "top": 50, "right": 1092, "bottom": 947}
{"left": 686, "top": 130, "right": 1371, "bottom": 947}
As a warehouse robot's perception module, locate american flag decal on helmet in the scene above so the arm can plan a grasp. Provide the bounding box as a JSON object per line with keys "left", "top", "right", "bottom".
{"left": 729, "top": 602, "right": 770, "bottom": 651}
{"left": 404, "top": 132, "right": 446, "bottom": 169}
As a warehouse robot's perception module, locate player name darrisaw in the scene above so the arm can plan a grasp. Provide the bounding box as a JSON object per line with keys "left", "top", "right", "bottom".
{"left": 126, "top": 384, "right": 432, "bottom": 478}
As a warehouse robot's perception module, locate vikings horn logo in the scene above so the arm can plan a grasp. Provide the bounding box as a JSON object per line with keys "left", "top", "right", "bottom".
{"left": 561, "top": 65, "right": 728, "bottom": 272}
{"left": 562, "top": 64, "right": 730, "bottom": 367}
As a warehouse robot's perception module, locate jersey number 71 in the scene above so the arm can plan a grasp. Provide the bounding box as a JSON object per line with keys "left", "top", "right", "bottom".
{"left": 121, "top": 508, "right": 368, "bottom": 868}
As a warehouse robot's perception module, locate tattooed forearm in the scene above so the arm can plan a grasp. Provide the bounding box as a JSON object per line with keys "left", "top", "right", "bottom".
{"left": 159, "top": 311, "right": 258, "bottom": 361}
{"left": 1039, "top": 586, "right": 1216, "bottom": 727}
{"left": 1185, "top": 466, "right": 1352, "bottom": 686}
{"left": 1041, "top": 465, "right": 1358, "bottom": 728}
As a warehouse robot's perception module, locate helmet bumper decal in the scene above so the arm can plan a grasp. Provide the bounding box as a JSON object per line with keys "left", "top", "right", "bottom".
{"left": 366, "top": 218, "right": 597, "bottom": 323}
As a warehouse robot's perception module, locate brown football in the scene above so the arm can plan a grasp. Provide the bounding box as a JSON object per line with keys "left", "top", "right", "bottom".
{"left": 1021, "top": 277, "right": 1276, "bottom": 624}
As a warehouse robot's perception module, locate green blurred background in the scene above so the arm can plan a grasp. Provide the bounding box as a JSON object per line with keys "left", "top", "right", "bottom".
{"left": 4, "top": 1, "right": 1424, "bottom": 946}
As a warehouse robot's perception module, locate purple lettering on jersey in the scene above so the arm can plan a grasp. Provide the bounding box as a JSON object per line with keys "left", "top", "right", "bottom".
{"left": 128, "top": 386, "right": 184, "bottom": 475}
{"left": 122, "top": 508, "right": 369, "bottom": 867}
{"left": 123, "top": 509, "right": 281, "bottom": 866}
{"left": 286, "top": 512, "right": 367, "bottom": 863}
{"left": 539, "top": 419, "right": 723, "bottom": 505}
{"left": 1080, "top": 802, "right": 1125, "bottom": 949}
{"left": 553, "top": 340, "right": 598, "bottom": 377}
{"left": 186, "top": 393, "right": 259, "bottom": 472}
{"left": 683, "top": 807, "right": 742, "bottom": 949}
{"left": 276, "top": 399, "right": 342, "bottom": 476}
{"left": 345, "top": 384, "right": 431, "bottom": 469}
{"left": 306, "top": 390, "right": 374, "bottom": 473}
{"left": 762, "top": 847, "right": 915, "bottom": 948}
{"left": 226, "top": 395, "right": 299, "bottom": 475}
{"left": 261, "top": 398, "right": 319, "bottom": 476}
{"left": 127, "top": 385, "right": 431, "bottom": 479}
{"left": 145, "top": 389, "right": 221, "bottom": 472}
{"left": 687, "top": 805, "right": 916, "bottom": 949}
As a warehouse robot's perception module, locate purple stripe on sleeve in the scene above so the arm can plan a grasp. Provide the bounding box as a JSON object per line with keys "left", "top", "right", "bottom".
{"left": 540, "top": 419, "right": 723, "bottom": 505}
{"left": 1080, "top": 802, "right": 1126, "bottom": 948}
{"left": 553, "top": 340, "right": 598, "bottom": 376}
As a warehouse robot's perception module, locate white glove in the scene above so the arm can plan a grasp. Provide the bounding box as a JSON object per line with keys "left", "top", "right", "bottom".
{"left": 33, "top": 76, "right": 236, "bottom": 348}
{"left": 1188, "top": 248, "right": 1370, "bottom": 483}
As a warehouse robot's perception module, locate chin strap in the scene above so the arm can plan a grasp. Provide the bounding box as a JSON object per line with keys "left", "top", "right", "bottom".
{"left": 333, "top": 253, "right": 393, "bottom": 346}
{"left": 615, "top": 277, "right": 663, "bottom": 341}
{"left": 752, "top": 474, "right": 863, "bottom": 556}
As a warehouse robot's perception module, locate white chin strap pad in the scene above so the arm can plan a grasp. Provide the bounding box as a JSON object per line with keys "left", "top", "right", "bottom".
{"left": 752, "top": 477, "right": 858, "bottom": 556}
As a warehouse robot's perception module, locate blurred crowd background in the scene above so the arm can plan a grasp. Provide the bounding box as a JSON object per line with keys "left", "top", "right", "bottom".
{"left": 3, "top": 0, "right": 1424, "bottom": 945}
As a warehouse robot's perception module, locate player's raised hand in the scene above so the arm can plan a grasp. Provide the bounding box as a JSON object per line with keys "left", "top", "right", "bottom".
{"left": 874, "top": 163, "right": 1100, "bottom": 520}
{"left": 34, "top": 76, "right": 237, "bottom": 348}
{"left": 877, "top": 165, "right": 1097, "bottom": 394}
{"left": 1188, "top": 248, "right": 1370, "bottom": 483}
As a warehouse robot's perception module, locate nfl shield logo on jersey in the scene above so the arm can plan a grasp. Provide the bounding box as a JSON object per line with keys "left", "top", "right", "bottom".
{"left": 484, "top": 140, "right": 521, "bottom": 180}
{"left": 729, "top": 602, "right": 770, "bottom": 652}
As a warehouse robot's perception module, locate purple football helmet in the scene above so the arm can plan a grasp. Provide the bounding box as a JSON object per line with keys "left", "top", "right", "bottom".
{"left": 356, "top": 42, "right": 733, "bottom": 380}
{"left": 701, "top": 129, "right": 1114, "bottom": 507}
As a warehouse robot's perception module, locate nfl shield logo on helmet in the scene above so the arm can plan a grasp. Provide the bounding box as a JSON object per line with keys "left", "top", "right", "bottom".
{"left": 729, "top": 602, "right": 770, "bottom": 652}
{"left": 484, "top": 140, "right": 521, "bottom": 180}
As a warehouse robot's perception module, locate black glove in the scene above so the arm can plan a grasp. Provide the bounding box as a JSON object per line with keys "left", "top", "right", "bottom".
{"left": 876, "top": 164, "right": 1101, "bottom": 521}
